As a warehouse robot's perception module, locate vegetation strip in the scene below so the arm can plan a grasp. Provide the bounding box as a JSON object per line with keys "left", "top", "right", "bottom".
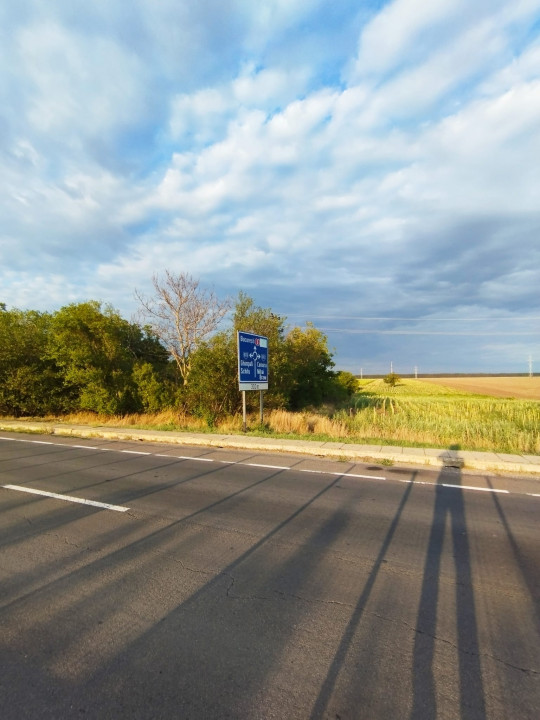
{"left": 3, "top": 295, "right": 540, "bottom": 455}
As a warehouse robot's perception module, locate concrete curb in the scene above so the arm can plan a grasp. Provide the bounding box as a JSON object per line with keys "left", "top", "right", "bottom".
{"left": 0, "top": 420, "right": 539, "bottom": 477}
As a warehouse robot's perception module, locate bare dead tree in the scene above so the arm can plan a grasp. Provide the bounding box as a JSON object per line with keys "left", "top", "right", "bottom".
{"left": 135, "top": 271, "right": 231, "bottom": 384}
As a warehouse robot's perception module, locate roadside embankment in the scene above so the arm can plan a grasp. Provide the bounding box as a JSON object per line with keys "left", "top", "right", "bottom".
{"left": 1, "top": 419, "right": 539, "bottom": 477}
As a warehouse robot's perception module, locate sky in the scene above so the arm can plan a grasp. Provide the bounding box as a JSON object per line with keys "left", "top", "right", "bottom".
{"left": 1, "top": 0, "right": 540, "bottom": 375}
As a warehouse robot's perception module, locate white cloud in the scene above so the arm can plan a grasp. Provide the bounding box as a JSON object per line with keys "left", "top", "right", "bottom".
{"left": 352, "top": 0, "right": 464, "bottom": 78}
{"left": 18, "top": 22, "right": 148, "bottom": 140}
{"left": 1, "top": 0, "right": 539, "bottom": 372}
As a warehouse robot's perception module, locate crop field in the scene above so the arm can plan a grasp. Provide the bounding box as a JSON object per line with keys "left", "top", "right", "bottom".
{"left": 257, "top": 378, "right": 540, "bottom": 454}
{"left": 419, "top": 375, "right": 540, "bottom": 400}
{"left": 335, "top": 378, "right": 540, "bottom": 453}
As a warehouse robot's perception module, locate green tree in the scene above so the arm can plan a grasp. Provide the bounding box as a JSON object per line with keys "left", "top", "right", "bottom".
{"left": 0, "top": 308, "right": 65, "bottom": 416}
{"left": 132, "top": 361, "right": 173, "bottom": 413}
{"left": 183, "top": 294, "right": 337, "bottom": 420}
{"left": 48, "top": 301, "right": 168, "bottom": 414}
{"left": 285, "top": 323, "right": 336, "bottom": 409}
{"left": 336, "top": 371, "right": 358, "bottom": 395}
{"left": 183, "top": 331, "right": 239, "bottom": 425}
{"left": 383, "top": 372, "right": 401, "bottom": 387}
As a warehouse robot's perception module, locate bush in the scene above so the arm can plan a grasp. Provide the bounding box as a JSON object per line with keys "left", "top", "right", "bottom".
{"left": 383, "top": 372, "right": 401, "bottom": 387}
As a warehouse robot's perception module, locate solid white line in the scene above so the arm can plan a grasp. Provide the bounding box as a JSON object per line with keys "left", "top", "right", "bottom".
{"left": 1, "top": 484, "right": 129, "bottom": 512}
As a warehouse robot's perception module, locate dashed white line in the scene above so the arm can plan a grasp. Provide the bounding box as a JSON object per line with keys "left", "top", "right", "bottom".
{"left": 442, "top": 483, "right": 509, "bottom": 494}
{"left": 177, "top": 455, "right": 213, "bottom": 462}
{"left": 1, "top": 484, "right": 129, "bottom": 512}
{"left": 0, "top": 436, "right": 538, "bottom": 498}
{"left": 343, "top": 472, "right": 387, "bottom": 481}
{"left": 245, "top": 463, "right": 289, "bottom": 470}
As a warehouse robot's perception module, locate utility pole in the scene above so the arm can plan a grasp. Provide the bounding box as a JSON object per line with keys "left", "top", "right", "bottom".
{"left": 390, "top": 361, "right": 393, "bottom": 374}
{"left": 529, "top": 354, "right": 533, "bottom": 378}
{"left": 414, "top": 366, "right": 418, "bottom": 380}
{"left": 360, "top": 368, "right": 363, "bottom": 379}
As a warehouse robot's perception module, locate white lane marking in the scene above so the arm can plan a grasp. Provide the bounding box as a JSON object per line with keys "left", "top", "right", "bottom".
{"left": 299, "top": 468, "right": 387, "bottom": 481}
{"left": 177, "top": 455, "right": 213, "bottom": 462}
{"left": 0, "top": 436, "right": 538, "bottom": 498}
{"left": 1, "top": 484, "right": 129, "bottom": 512}
{"left": 245, "top": 463, "right": 289, "bottom": 470}
{"left": 343, "top": 472, "right": 387, "bottom": 481}
{"left": 442, "top": 483, "right": 509, "bottom": 494}
{"left": 0, "top": 438, "right": 107, "bottom": 452}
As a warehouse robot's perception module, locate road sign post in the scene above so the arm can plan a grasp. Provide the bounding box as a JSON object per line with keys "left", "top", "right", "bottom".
{"left": 237, "top": 331, "right": 269, "bottom": 431}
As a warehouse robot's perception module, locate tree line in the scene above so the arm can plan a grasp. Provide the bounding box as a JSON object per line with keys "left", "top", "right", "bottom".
{"left": 0, "top": 274, "right": 357, "bottom": 422}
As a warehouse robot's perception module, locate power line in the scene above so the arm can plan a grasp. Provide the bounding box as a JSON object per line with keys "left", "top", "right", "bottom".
{"left": 316, "top": 328, "right": 540, "bottom": 336}
{"left": 283, "top": 314, "right": 540, "bottom": 321}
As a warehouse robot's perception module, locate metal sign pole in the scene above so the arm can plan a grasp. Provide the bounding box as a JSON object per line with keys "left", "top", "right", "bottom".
{"left": 242, "top": 391, "right": 247, "bottom": 432}
{"left": 260, "top": 390, "right": 264, "bottom": 426}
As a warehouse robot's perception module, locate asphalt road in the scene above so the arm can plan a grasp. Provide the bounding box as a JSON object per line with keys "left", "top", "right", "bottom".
{"left": 0, "top": 431, "right": 538, "bottom": 719}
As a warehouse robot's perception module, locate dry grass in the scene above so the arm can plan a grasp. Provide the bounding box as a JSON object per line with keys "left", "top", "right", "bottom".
{"left": 265, "top": 409, "right": 348, "bottom": 437}
{"left": 420, "top": 376, "right": 540, "bottom": 400}
{"left": 60, "top": 410, "right": 209, "bottom": 432}
{"left": 51, "top": 408, "right": 351, "bottom": 439}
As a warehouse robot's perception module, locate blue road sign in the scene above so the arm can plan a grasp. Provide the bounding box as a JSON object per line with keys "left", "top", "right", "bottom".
{"left": 237, "top": 331, "right": 269, "bottom": 391}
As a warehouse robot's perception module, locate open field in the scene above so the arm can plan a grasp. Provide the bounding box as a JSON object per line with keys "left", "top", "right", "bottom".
{"left": 419, "top": 375, "right": 540, "bottom": 400}
{"left": 334, "top": 378, "right": 540, "bottom": 453}
{"left": 4, "top": 377, "right": 539, "bottom": 455}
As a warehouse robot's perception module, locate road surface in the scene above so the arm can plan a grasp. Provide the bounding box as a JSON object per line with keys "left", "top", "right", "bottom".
{"left": 0, "top": 431, "right": 538, "bottom": 719}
